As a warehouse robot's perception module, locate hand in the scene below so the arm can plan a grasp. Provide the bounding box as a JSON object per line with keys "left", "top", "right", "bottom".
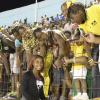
{"left": 53, "top": 45, "right": 58, "bottom": 58}
{"left": 63, "top": 57, "right": 69, "bottom": 66}
{"left": 88, "top": 58, "right": 96, "bottom": 67}
{"left": 72, "top": 23, "right": 79, "bottom": 30}
{"left": 1, "top": 29, "right": 8, "bottom": 34}
{"left": 83, "top": 33, "right": 95, "bottom": 43}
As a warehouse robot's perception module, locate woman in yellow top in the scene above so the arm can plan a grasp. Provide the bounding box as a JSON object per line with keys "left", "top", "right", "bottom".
{"left": 67, "top": 3, "right": 100, "bottom": 43}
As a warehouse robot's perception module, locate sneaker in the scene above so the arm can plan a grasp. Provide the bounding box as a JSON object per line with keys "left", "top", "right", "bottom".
{"left": 80, "top": 93, "right": 89, "bottom": 100}
{"left": 3, "top": 95, "right": 17, "bottom": 100}
{"left": 73, "top": 93, "right": 82, "bottom": 100}
{"left": 2, "top": 92, "right": 17, "bottom": 100}
{"left": 7, "top": 91, "right": 17, "bottom": 96}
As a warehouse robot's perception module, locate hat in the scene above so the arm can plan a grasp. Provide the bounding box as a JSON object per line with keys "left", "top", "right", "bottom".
{"left": 53, "top": 29, "right": 67, "bottom": 41}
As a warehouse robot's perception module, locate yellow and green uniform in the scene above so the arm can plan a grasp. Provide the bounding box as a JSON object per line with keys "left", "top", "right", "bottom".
{"left": 71, "top": 43, "right": 88, "bottom": 96}
{"left": 71, "top": 43, "right": 87, "bottom": 70}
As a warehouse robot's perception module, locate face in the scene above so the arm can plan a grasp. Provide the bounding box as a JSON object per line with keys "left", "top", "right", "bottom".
{"left": 75, "top": 40, "right": 83, "bottom": 45}
{"left": 70, "top": 12, "right": 83, "bottom": 24}
{"left": 33, "top": 58, "right": 43, "bottom": 71}
{"left": 19, "top": 28, "right": 25, "bottom": 34}
{"left": 14, "top": 32, "right": 22, "bottom": 39}
{"left": 75, "top": 36, "right": 84, "bottom": 45}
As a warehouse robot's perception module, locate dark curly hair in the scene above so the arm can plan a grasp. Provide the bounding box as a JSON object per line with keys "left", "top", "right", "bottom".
{"left": 11, "top": 26, "right": 25, "bottom": 35}
{"left": 67, "top": 3, "right": 87, "bottom": 24}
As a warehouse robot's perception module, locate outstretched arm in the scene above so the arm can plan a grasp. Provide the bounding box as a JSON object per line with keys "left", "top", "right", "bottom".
{"left": 64, "top": 56, "right": 88, "bottom": 65}
{"left": 83, "top": 33, "right": 100, "bottom": 44}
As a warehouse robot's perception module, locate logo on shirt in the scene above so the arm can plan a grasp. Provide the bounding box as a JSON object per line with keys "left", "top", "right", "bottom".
{"left": 36, "top": 80, "right": 43, "bottom": 90}
{"left": 91, "top": 20, "right": 97, "bottom": 26}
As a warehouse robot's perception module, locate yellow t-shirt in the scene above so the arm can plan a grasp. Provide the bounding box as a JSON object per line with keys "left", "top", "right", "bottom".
{"left": 71, "top": 43, "right": 87, "bottom": 70}
{"left": 80, "top": 5, "right": 100, "bottom": 36}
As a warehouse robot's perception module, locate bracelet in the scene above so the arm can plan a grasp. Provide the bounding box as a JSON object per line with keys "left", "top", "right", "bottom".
{"left": 88, "top": 58, "right": 94, "bottom": 63}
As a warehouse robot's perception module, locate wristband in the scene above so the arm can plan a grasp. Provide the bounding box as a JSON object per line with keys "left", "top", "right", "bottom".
{"left": 88, "top": 58, "right": 93, "bottom": 63}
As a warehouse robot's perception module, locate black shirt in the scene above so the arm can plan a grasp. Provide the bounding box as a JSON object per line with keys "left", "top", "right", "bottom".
{"left": 21, "top": 71, "right": 45, "bottom": 100}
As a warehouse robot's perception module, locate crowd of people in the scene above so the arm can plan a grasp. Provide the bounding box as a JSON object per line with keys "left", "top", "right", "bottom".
{"left": 0, "top": 0, "right": 100, "bottom": 100}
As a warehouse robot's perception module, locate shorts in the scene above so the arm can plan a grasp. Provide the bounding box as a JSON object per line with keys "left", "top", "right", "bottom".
{"left": 13, "top": 55, "right": 20, "bottom": 74}
{"left": 52, "top": 67, "right": 64, "bottom": 85}
{"left": 71, "top": 67, "right": 87, "bottom": 79}
{"left": 9, "top": 53, "right": 15, "bottom": 73}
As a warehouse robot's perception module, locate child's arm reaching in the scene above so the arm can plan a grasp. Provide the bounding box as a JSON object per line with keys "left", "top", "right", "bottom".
{"left": 63, "top": 56, "right": 89, "bottom": 65}
{"left": 83, "top": 33, "right": 100, "bottom": 44}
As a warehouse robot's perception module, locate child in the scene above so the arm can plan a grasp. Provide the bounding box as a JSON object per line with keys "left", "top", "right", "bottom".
{"left": 21, "top": 55, "right": 45, "bottom": 100}
{"left": 64, "top": 38, "right": 89, "bottom": 100}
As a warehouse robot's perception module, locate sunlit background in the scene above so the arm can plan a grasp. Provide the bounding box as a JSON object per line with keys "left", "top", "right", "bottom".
{"left": 0, "top": 0, "right": 94, "bottom": 26}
